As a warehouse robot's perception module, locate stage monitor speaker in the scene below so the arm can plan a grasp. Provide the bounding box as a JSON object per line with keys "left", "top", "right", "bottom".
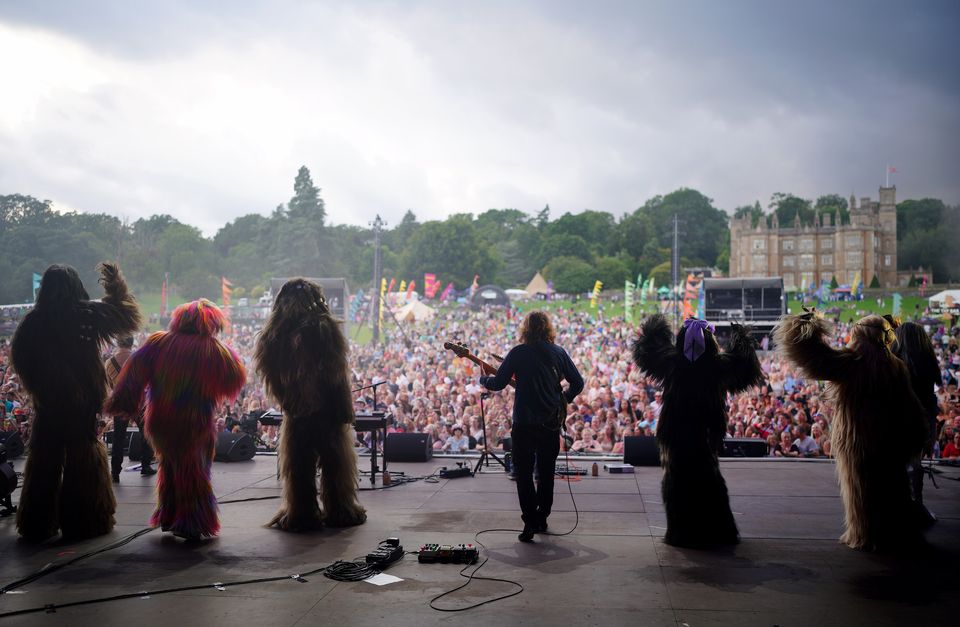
{"left": 0, "top": 431, "right": 24, "bottom": 459}
{"left": 721, "top": 437, "right": 767, "bottom": 458}
{"left": 623, "top": 435, "right": 660, "bottom": 467}
{"left": 215, "top": 432, "right": 256, "bottom": 462}
{"left": 384, "top": 432, "right": 433, "bottom": 463}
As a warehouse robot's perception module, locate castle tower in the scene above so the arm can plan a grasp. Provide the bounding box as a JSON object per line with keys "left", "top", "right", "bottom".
{"left": 877, "top": 186, "right": 897, "bottom": 287}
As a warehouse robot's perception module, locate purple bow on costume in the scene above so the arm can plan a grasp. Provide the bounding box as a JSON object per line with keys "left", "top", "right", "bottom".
{"left": 683, "top": 318, "right": 715, "bottom": 362}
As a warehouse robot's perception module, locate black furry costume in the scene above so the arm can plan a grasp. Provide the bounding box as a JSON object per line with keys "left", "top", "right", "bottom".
{"left": 254, "top": 278, "right": 366, "bottom": 531}
{"left": 632, "top": 315, "right": 764, "bottom": 547}
{"left": 775, "top": 312, "right": 928, "bottom": 550}
{"left": 10, "top": 263, "right": 141, "bottom": 541}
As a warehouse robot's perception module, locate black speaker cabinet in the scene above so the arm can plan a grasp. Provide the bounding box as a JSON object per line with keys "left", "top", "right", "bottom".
{"left": 623, "top": 435, "right": 660, "bottom": 467}
{"left": 384, "top": 432, "right": 433, "bottom": 463}
{"left": 0, "top": 430, "right": 24, "bottom": 459}
{"left": 215, "top": 432, "right": 256, "bottom": 462}
{"left": 721, "top": 437, "right": 767, "bottom": 458}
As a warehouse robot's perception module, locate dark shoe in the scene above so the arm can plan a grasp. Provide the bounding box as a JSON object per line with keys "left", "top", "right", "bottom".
{"left": 141, "top": 466, "right": 157, "bottom": 477}
{"left": 112, "top": 474, "right": 120, "bottom": 484}
{"left": 536, "top": 519, "right": 548, "bottom": 533}
{"left": 518, "top": 525, "right": 536, "bottom": 542}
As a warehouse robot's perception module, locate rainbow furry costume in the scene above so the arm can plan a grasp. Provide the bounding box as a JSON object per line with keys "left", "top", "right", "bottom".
{"left": 106, "top": 299, "right": 245, "bottom": 539}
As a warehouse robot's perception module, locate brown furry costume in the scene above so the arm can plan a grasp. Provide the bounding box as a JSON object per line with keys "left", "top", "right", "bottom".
{"left": 10, "top": 263, "right": 141, "bottom": 541}
{"left": 775, "top": 311, "right": 928, "bottom": 550}
{"left": 254, "top": 278, "right": 365, "bottom": 531}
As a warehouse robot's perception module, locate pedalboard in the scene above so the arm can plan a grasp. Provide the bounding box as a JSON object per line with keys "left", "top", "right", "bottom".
{"left": 365, "top": 538, "right": 404, "bottom": 566}
{"left": 603, "top": 463, "right": 635, "bottom": 474}
{"left": 418, "top": 543, "right": 479, "bottom": 564}
{"left": 439, "top": 466, "right": 473, "bottom": 479}
{"left": 555, "top": 465, "right": 587, "bottom": 476}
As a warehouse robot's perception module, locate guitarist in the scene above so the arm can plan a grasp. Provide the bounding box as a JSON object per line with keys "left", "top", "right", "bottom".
{"left": 479, "top": 311, "right": 583, "bottom": 542}
{"left": 107, "top": 336, "right": 155, "bottom": 482}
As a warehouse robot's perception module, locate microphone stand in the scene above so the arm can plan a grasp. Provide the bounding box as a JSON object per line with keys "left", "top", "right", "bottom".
{"left": 474, "top": 392, "right": 506, "bottom": 473}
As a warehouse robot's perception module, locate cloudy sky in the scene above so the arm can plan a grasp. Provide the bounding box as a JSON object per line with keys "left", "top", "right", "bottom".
{"left": 1, "top": 0, "right": 957, "bottom": 234}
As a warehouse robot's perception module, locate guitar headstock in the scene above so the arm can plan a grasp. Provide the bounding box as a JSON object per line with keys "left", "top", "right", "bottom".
{"left": 443, "top": 341, "right": 471, "bottom": 358}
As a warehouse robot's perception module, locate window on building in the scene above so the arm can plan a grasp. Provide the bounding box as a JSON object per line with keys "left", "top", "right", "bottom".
{"left": 782, "top": 239, "right": 795, "bottom": 251}
{"left": 821, "top": 254, "right": 833, "bottom": 266}
{"left": 801, "top": 272, "right": 815, "bottom": 288}
{"left": 751, "top": 254, "right": 766, "bottom": 271}
{"left": 784, "top": 273, "right": 795, "bottom": 289}
{"left": 845, "top": 235, "right": 860, "bottom": 249}
{"left": 822, "top": 238, "right": 833, "bottom": 249}
{"left": 752, "top": 238, "right": 766, "bottom": 251}
{"left": 846, "top": 252, "right": 863, "bottom": 268}
{"left": 799, "top": 238, "right": 814, "bottom": 252}
{"left": 783, "top": 256, "right": 795, "bottom": 267}
{"left": 884, "top": 254, "right": 891, "bottom": 267}
{"left": 799, "top": 254, "right": 815, "bottom": 270}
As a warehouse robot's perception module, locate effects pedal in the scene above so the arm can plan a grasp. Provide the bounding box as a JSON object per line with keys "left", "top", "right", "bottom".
{"left": 418, "top": 543, "right": 480, "bottom": 564}
{"left": 365, "top": 537, "right": 404, "bottom": 567}
{"left": 439, "top": 466, "right": 473, "bottom": 479}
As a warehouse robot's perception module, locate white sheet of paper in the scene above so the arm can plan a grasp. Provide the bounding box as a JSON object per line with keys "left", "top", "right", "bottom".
{"left": 364, "top": 573, "right": 403, "bottom": 586}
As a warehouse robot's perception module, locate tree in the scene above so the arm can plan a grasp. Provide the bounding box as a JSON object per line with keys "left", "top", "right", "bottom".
{"left": 535, "top": 233, "right": 592, "bottom": 269}
{"left": 769, "top": 193, "right": 814, "bottom": 226}
{"left": 815, "top": 194, "right": 850, "bottom": 225}
{"left": 733, "top": 202, "right": 765, "bottom": 228}
{"left": 830, "top": 275, "right": 839, "bottom": 290}
{"left": 639, "top": 188, "right": 729, "bottom": 267}
{"left": 594, "top": 255, "right": 632, "bottom": 289}
{"left": 548, "top": 210, "right": 618, "bottom": 257}
{"left": 400, "top": 215, "right": 500, "bottom": 287}
{"left": 542, "top": 256, "right": 594, "bottom": 293}
{"left": 869, "top": 275, "right": 881, "bottom": 288}
{"left": 897, "top": 198, "right": 945, "bottom": 242}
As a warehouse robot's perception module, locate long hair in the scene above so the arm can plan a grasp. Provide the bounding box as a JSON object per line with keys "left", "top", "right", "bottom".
{"left": 519, "top": 311, "right": 555, "bottom": 344}
{"left": 892, "top": 322, "right": 940, "bottom": 384}
{"left": 35, "top": 264, "right": 89, "bottom": 308}
{"left": 168, "top": 299, "right": 226, "bottom": 336}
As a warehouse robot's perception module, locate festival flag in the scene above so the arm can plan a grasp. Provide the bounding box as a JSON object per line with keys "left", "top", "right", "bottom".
{"left": 851, "top": 271, "right": 862, "bottom": 296}
{"left": 32, "top": 272, "right": 42, "bottom": 302}
{"left": 398, "top": 280, "right": 406, "bottom": 294}
{"left": 348, "top": 288, "right": 365, "bottom": 320}
{"left": 470, "top": 274, "right": 479, "bottom": 297}
{"left": 424, "top": 273, "right": 440, "bottom": 299}
{"left": 439, "top": 282, "right": 454, "bottom": 302}
{"left": 387, "top": 278, "right": 396, "bottom": 293}
{"left": 648, "top": 276, "right": 656, "bottom": 298}
{"left": 920, "top": 274, "right": 927, "bottom": 297}
{"left": 683, "top": 273, "right": 698, "bottom": 319}
{"left": 378, "top": 278, "right": 387, "bottom": 334}
{"left": 590, "top": 280, "right": 603, "bottom": 308}
{"left": 406, "top": 280, "right": 416, "bottom": 301}
{"left": 546, "top": 280, "right": 554, "bottom": 296}
{"left": 800, "top": 274, "right": 807, "bottom": 294}
{"left": 635, "top": 272, "right": 643, "bottom": 291}
{"left": 892, "top": 293, "right": 902, "bottom": 317}
{"left": 639, "top": 278, "right": 649, "bottom": 306}
{"left": 624, "top": 280, "right": 635, "bottom": 321}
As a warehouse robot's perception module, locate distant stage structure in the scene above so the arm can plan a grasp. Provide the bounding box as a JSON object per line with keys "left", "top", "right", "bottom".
{"left": 703, "top": 277, "right": 785, "bottom": 343}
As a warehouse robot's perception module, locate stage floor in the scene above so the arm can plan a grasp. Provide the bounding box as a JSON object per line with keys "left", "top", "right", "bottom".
{"left": 1, "top": 455, "right": 958, "bottom": 626}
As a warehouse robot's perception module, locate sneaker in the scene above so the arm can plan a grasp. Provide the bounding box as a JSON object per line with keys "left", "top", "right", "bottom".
{"left": 536, "top": 519, "right": 548, "bottom": 533}
{"left": 141, "top": 466, "right": 157, "bottom": 477}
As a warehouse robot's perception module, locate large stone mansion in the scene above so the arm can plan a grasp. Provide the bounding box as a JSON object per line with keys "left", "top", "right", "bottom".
{"left": 729, "top": 186, "right": 898, "bottom": 289}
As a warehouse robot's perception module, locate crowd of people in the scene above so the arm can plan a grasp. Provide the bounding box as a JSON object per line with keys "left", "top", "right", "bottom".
{"left": 2, "top": 302, "right": 959, "bottom": 462}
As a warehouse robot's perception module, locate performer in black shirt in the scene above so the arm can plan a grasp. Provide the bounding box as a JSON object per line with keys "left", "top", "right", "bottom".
{"left": 481, "top": 311, "right": 584, "bottom": 542}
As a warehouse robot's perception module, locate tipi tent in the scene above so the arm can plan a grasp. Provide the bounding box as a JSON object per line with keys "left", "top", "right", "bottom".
{"left": 393, "top": 300, "right": 436, "bottom": 322}
{"left": 524, "top": 272, "right": 550, "bottom": 296}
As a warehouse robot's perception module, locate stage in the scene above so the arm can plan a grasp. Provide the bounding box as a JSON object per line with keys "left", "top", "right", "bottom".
{"left": 1, "top": 455, "right": 958, "bottom": 626}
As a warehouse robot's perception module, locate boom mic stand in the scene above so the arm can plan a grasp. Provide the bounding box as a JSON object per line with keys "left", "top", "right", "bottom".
{"left": 474, "top": 392, "right": 506, "bottom": 473}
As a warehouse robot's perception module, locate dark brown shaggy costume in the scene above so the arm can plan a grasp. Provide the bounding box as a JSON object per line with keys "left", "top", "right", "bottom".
{"left": 775, "top": 311, "right": 928, "bottom": 550}
{"left": 632, "top": 314, "right": 765, "bottom": 548}
{"left": 10, "top": 263, "right": 141, "bottom": 541}
{"left": 254, "top": 278, "right": 366, "bottom": 531}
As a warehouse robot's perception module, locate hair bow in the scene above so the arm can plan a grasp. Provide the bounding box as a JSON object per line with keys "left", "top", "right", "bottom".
{"left": 683, "top": 318, "right": 714, "bottom": 362}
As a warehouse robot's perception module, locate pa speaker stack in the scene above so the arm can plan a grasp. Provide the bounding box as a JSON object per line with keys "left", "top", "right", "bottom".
{"left": 384, "top": 433, "right": 433, "bottom": 463}
{"left": 214, "top": 432, "right": 256, "bottom": 462}
{"left": 623, "top": 435, "right": 660, "bottom": 467}
{"left": 0, "top": 431, "right": 24, "bottom": 459}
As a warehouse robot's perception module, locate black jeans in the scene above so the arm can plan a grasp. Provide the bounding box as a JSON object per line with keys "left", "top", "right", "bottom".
{"left": 111, "top": 415, "right": 153, "bottom": 476}
{"left": 511, "top": 423, "right": 561, "bottom": 527}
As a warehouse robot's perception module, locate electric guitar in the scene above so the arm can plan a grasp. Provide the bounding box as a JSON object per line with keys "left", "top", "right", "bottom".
{"left": 443, "top": 341, "right": 515, "bottom": 388}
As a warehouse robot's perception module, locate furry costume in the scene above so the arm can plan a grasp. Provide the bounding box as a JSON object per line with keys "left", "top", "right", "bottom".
{"left": 105, "top": 299, "right": 245, "bottom": 539}
{"left": 254, "top": 278, "right": 365, "bottom": 531}
{"left": 774, "top": 311, "right": 928, "bottom": 550}
{"left": 632, "top": 315, "right": 764, "bottom": 548}
{"left": 11, "top": 263, "right": 141, "bottom": 541}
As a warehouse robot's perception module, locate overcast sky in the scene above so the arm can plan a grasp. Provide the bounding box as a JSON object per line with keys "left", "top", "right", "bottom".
{"left": 1, "top": 0, "right": 957, "bottom": 235}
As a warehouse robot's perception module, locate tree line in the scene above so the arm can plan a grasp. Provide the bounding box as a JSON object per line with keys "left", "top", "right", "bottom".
{"left": 2, "top": 166, "right": 957, "bottom": 305}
